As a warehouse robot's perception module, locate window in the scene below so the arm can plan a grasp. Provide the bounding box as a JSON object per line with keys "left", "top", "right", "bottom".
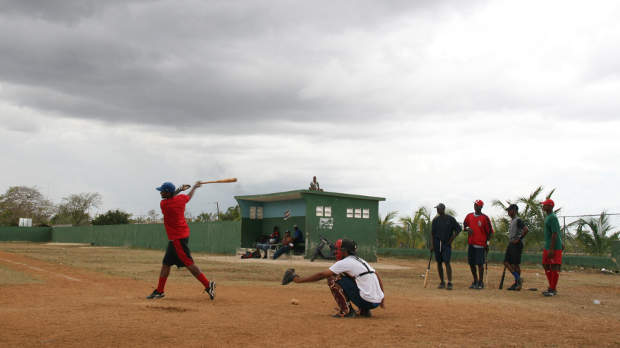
{"left": 346, "top": 208, "right": 353, "bottom": 218}
{"left": 250, "top": 206, "right": 256, "bottom": 219}
{"left": 257, "top": 206, "right": 263, "bottom": 219}
{"left": 362, "top": 208, "right": 370, "bottom": 219}
{"left": 324, "top": 206, "right": 332, "bottom": 217}
{"left": 354, "top": 208, "right": 362, "bottom": 219}
{"left": 316, "top": 206, "right": 323, "bottom": 217}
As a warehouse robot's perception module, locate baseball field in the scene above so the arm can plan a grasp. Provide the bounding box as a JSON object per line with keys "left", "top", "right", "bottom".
{"left": 0, "top": 242, "right": 618, "bottom": 347}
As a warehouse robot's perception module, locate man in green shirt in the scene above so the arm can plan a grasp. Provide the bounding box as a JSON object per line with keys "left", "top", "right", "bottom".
{"left": 541, "top": 199, "right": 562, "bottom": 297}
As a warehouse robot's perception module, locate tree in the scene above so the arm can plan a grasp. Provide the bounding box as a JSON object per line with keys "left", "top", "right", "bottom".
{"left": 196, "top": 212, "right": 216, "bottom": 222}
{"left": 92, "top": 210, "right": 131, "bottom": 225}
{"left": 52, "top": 192, "right": 102, "bottom": 226}
{"left": 0, "top": 186, "right": 55, "bottom": 226}
{"left": 377, "top": 211, "right": 399, "bottom": 248}
{"left": 492, "top": 186, "right": 560, "bottom": 251}
{"left": 399, "top": 207, "right": 435, "bottom": 249}
{"left": 218, "top": 205, "right": 240, "bottom": 221}
{"left": 572, "top": 212, "right": 619, "bottom": 255}
{"left": 147, "top": 209, "right": 160, "bottom": 224}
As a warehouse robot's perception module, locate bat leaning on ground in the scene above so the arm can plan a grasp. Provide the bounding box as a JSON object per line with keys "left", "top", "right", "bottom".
{"left": 423, "top": 250, "right": 433, "bottom": 288}
{"left": 499, "top": 265, "right": 507, "bottom": 289}
{"left": 199, "top": 178, "right": 238, "bottom": 185}
{"left": 174, "top": 184, "right": 191, "bottom": 195}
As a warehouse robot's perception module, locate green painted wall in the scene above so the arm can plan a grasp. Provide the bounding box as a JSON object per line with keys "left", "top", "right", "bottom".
{"left": 303, "top": 194, "right": 379, "bottom": 261}
{"left": 52, "top": 222, "right": 241, "bottom": 254}
{"left": 377, "top": 248, "right": 618, "bottom": 270}
{"left": 0, "top": 227, "right": 52, "bottom": 242}
{"left": 240, "top": 218, "right": 262, "bottom": 248}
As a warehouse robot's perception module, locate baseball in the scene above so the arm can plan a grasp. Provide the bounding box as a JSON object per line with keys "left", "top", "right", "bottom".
{"left": 291, "top": 298, "right": 299, "bottom": 305}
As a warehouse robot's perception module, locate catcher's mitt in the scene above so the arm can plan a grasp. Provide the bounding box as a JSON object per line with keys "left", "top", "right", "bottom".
{"left": 281, "top": 268, "right": 298, "bottom": 285}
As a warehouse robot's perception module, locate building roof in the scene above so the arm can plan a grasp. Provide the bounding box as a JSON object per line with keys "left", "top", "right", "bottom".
{"left": 235, "top": 190, "right": 386, "bottom": 203}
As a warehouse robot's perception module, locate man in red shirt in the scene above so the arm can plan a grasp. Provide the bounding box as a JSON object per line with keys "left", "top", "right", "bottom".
{"left": 463, "top": 200, "right": 494, "bottom": 289}
{"left": 147, "top": 181, "right": 216, "bottom": 300}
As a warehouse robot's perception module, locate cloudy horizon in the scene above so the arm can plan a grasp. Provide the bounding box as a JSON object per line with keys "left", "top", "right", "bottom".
{"left": 1, "top": 0, "right": 619, "bottom": 226}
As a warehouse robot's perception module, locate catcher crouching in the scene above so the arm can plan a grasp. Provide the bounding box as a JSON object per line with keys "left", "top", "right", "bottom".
{"left": 282, "top": 239, "right": 385, "bottom": 318}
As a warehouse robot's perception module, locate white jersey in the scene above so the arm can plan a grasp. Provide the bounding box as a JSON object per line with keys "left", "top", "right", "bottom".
{"left": 329, "top": 255, "right": 384, "bottom": 304}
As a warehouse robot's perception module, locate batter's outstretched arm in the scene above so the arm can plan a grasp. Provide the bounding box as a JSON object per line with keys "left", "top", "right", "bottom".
{"left": 294, "top": 269, "right": 335, "bottom": 283}
{"left": 187, "top": 181, "right": 202, "bottom": 201}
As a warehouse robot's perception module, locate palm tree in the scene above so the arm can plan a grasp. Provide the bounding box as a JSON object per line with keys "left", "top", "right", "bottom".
{"left": 377, "top": 211, "right": 399, "bottom": 248}
{"left": 573, "top": 212, "right": 619, "bottom": 255}
{"left": 492, "top": 186, "right": 560, "bottom": 250}
{"left": 399, "top": 207, "right": 432, "bottom": 249}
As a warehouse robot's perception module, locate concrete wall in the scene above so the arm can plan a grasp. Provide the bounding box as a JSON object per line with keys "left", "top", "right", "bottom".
{"left": 303, "top": 194, "right": 379, "bottom": 261}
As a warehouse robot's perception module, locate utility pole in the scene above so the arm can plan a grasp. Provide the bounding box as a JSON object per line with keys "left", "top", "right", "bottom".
{"left": 216, "top": 202, "right": 220, "bottom": 221}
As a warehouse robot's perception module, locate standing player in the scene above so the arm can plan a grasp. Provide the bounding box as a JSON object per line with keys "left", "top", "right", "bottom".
{"left": 541, "top": 199, "right": 562, "bottom": 297}
{"left": 147, "top": 181, "right": 216, "bottom": 300}
{"left": 430, "top": 203, "right": 462, "bottom": 290}
{"left": 503, "top": 204, "right": 528, "bottom": 290}
{"left": 284, "top": 239, "right": 385, "bottom": 318}
{"left": 463, "top": 200, "right": 494, "bottom": 289}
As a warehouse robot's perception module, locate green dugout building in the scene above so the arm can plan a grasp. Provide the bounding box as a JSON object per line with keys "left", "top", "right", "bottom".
{"left": 235, "top": 190, "right": 385, "bottom": 261}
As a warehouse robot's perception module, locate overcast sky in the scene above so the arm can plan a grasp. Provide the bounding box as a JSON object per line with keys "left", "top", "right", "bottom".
{"left": 1, "top": 0, "right": 619, "bottom": 225}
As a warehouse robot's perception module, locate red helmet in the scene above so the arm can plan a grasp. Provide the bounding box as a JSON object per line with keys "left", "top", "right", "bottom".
{"left": 334, "top": 239, "right": 357, "bottom": 260}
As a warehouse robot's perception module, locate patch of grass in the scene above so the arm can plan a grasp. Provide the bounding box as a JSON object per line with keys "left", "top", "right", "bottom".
{"left": 0, "top": 264, "right": 41, "bottom": 285}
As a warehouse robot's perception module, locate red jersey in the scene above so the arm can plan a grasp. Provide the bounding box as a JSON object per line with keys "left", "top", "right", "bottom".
{"left": 463, "top": 213, "right": 493, "bottom": 247}
{"left": 160, "top": 194, "right": 190, "bottom": 240}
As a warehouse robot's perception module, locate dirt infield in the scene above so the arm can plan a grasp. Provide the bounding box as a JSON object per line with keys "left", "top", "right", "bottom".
{"left": 0, "top": 243, "right": 618, "bottom": 347}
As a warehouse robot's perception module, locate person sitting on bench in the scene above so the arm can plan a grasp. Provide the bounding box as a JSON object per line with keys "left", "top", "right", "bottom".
{"left": 273, "top": 230, "right": 294, "bottom": 260}
{"left": 256, "top": 226, "right": 280, "bottom": 259}
{"left": 292, "top": 225, "right": 305, "bottom": 254}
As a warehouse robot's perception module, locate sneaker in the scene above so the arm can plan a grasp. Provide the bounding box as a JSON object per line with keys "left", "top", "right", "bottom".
{"left": 206, "top": 281, "right": 216, "bottom": 300}
{"left": 446, "top": 282, "right": 453, "bottom": 290}
{"left": 477, "top": 281, "right": 484, "bottom": 289}
{"left": 438, "top": 282, "right": 446, "bottom": 289}
{"left": 515, "top": 278, "right": 523, "bottom": 291}
{"left": 469, "top": 282, "right": 478, "bottom": 289}
{"left": 543, "top": 289, "right": 557, "bottom": 297}
{"left": 333, "top": 310, "right": 356, "bottom": 318}
{"left": 146, "top": 290, "right": 164, "bottom": 299}
{"left": 507, "top": 283, "right": 517, "bottom": 291}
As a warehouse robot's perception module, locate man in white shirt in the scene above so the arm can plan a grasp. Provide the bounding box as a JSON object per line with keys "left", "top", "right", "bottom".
{"left": 289, "top": 239, "right": 385, "bottom": 318}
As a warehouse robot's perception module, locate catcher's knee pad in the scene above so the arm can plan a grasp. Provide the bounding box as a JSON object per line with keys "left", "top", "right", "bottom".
{"left": 327, "top": 275, "right": 349, "bottom": 313}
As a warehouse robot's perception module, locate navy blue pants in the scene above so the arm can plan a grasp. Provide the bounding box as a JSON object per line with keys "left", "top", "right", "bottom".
{"left": 336, "top": 276, "right": 380, "bottom": 311}
{"left": 433, "top": 239, "right": 452, "bottom": 263}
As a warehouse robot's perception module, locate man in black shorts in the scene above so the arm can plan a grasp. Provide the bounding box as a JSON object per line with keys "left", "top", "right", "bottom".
{"left": 430, "top": 203, "right": 462, "bottom": 290}
{"left": 504, "top": 204, "right": 528, "bottom": 290}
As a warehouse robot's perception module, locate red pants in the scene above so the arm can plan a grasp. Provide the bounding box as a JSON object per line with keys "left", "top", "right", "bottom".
{"left": 542, "top": 249, "right": 562, "bottom": 265}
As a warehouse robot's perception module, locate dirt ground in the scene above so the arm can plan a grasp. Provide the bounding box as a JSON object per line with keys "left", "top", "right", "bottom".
{"left": 0, "top": 243, "right": 618, "bottom": 347}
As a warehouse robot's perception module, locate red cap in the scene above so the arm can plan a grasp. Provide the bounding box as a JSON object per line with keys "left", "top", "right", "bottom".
{"left": 474, "top": 200, "right": 484, "bottom": 207}
{"left": 540, "top": 199, "right": 555, "bottom": 207}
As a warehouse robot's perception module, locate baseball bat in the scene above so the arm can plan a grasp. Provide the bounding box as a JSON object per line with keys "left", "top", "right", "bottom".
{"left": 199, "top": 178, "right": 237, "bottom": 184}
{"left": 499, "top": 266, "right": 506, "bottom": 289}
{"left": 423, "top": 250, "right": 432, "bottom": 288}
{"left": 484, "top": 247, "right": 488, "bottom": 285}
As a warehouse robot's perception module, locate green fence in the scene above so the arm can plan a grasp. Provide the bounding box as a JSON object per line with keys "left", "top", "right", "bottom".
{"left": 0, "top": 223, "right": 241, "bottom": 255}
{"left": 0, "top": 227, "right": 52, "bottom": 242}
{"left": 52, "top": 222, "right": 241, "bottom": 254}
{"left": 377, "top": 248, "right": 619, "bottom": 270}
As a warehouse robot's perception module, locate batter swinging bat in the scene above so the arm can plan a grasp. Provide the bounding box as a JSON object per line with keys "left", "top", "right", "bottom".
{"left": 499, "top": 265, "right": 507, "bottom": 289}
{"left": 199, "top": 178, "right": 237, "bottom": 185}
{"left": 423, "top": 250, "right": 432, "bottom": 288}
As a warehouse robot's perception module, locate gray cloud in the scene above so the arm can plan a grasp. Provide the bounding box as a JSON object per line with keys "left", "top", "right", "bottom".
{"left": 0, "top": 0, "right": 493, "bottom": 132}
